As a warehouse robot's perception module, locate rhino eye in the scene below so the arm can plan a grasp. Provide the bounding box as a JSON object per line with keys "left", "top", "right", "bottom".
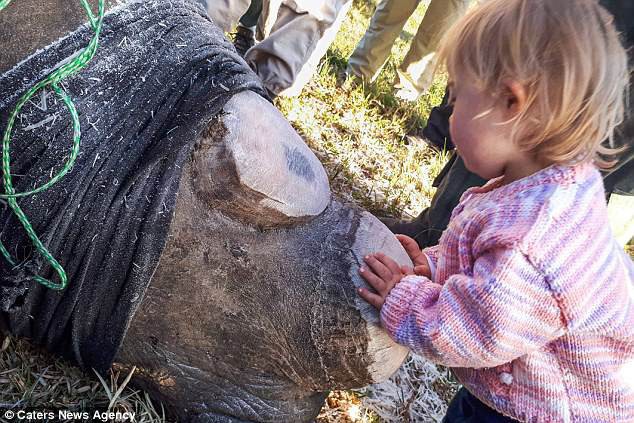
{"left": 190, "top": 91, "right": 330, "bottom": 228}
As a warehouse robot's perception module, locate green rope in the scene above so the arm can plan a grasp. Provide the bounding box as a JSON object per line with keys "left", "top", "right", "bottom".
{"left": 0, "top": 0, "right": 104, "bottom": 290}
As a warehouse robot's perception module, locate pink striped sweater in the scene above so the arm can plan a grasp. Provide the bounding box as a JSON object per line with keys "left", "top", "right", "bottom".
{"left": 381, "top": 163, "right": 634, "bottom": 422}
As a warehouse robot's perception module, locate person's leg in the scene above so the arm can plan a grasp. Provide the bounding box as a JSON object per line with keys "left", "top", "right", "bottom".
{"left": 420, "top": 89, "right": 455, "bottom": 151}
{"left": 245, "top": 0, "right": 352, "bottom": 97}
{"left": 347, "top": 0, "right": 420, "bottom": 81}
{"left": 233, "top": 0, "right": 263, "bottom": 57}
{"left": 396, "top": 0, "right": 470, "bottom": 99}
{"left": 204, "top": 0, "right": 251, "bottom": 33}
{"left": 256, "top": 0, "right": 282, "bottom": 41}
{"left": 279, "top": 0, "right": 352, "bottom": 97}
{"left": 239, "top": 0, "right": 263, "bottom": 28}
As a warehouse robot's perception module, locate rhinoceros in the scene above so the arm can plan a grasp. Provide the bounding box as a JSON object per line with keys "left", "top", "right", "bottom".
{"left": 0, "top": 1, "right": 412, "bottom": 421}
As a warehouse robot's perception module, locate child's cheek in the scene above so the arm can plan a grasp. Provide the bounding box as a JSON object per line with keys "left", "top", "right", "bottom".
{"left": 449, "top": 114, "right": 466, "bottom": 151}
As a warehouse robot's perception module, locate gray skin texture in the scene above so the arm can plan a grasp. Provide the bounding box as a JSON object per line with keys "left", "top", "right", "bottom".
{"left": 1, "top": 3, "right": 411, "bottom": 422}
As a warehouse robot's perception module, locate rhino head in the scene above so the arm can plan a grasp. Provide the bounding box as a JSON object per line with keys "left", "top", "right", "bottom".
{"left": 117, "top": 90, "right": 410, "bottom": 422}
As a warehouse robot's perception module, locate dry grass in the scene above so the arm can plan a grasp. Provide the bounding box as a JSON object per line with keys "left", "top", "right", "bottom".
{"left": 318, "top": 391, "right": 380, "bottom": 423}
{"left": 0, "top": 335, "right": 165, "bottom": 422}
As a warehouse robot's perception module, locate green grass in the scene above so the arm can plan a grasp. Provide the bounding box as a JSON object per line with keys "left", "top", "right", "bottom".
{"left": 1, "top": 1, "right": 451, "bottom": 422}
{"left": 276, "top": 0, "right": 449, "bottom": 219}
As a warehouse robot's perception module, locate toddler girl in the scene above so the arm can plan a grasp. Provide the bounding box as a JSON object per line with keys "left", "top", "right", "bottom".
{"left": 358, "top": 0, "right": 634, "bottom": 421}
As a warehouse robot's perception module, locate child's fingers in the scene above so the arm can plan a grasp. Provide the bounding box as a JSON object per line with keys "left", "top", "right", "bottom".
{"left": 401, "top": 265, "right": 414, "bottom": 275}
{"left": 357, "top": 287, "right": 384, "bottom": 310}
{"left": 358, "top": 267, "right": 386, "bottom": 292}
{"left": 373, "top": 252, "right": 402, "bottom": 277}
{"left": 413, "top": 265, "right": 431, "bottom": 278}
{"left": 395, "top": 234, "right": 421, "bottom": 259}
{"left": 364, "top": 255, "right": 393, "bottom": 283}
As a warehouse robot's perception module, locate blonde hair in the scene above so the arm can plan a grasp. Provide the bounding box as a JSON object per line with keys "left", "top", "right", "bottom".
{"left": 437, "top": 0, "right": 630, "bottom": 168}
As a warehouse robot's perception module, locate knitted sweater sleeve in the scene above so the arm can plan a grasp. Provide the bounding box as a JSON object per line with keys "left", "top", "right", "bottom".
{"left": 380, "top": 247, "right": 565, "bottom": 368}
{"left": 422, "top": 245, "right": 440, "bottom": 274}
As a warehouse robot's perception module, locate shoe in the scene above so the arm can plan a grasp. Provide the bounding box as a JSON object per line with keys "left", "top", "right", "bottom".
{"left": 232, "top": 26, "right": 255, "bottom": 57}
{"left": 394, "top": 63, "right": 434, "bottom": 102}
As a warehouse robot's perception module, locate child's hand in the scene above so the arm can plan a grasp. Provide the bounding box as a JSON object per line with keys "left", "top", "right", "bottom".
{"left": 358, "top": 253, "right": 407, "bottom": 310}
{"left": 396, "top": 234, "right": 431, "bottom": 278}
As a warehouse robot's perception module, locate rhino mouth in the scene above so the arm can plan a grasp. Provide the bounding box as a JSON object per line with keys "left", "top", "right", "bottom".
{"left": 117, "top": 190, "right": 409, "bottom": 422}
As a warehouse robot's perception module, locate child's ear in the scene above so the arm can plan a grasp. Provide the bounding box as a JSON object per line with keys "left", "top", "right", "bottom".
{"left": 501, "top": 79, "right": 527, "bottom": 116}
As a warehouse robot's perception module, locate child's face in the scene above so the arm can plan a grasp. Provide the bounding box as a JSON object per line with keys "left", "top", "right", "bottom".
{"left": 448, "top": 75, "right": 526, "bottom": 181}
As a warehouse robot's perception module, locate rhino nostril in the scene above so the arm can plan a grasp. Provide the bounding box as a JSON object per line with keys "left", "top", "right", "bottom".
{"left": 225, "top": 242, "right": 251, "bottom": 264}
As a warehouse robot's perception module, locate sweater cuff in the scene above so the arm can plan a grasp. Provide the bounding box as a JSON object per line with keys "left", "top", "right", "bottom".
{"left": 422, "top": 245, "right": 440, "bottom": 271}
{"left": 381, "top": 275, "right": 437, "bottom": 340}
{"left": 423, "top": 253, "right": 436, "bottom": 280}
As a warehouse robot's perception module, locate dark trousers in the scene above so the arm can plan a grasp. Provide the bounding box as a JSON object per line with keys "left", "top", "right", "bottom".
{"left": 443, "top": 388, "right": 518, "bottom": 422}
{"left": 391, "top": 152, "right": 485, "bottom": 248}
{"left": 239, "top": 0, "right": 263, "bottom": 28}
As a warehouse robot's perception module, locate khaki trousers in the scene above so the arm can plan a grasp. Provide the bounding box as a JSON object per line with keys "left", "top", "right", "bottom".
{"left": 348, "top": 0, "right": 469, "bottom": 95}
{"left": 206, "top": 0, "right": 352, "bottom": 97}
{"left": 205, "top": 0, "right": 251, "bottom": 32}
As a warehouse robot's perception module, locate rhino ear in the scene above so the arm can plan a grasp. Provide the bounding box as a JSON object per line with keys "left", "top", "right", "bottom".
{"left": 191, "top": 91, "right": 331, "bottom": 227}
